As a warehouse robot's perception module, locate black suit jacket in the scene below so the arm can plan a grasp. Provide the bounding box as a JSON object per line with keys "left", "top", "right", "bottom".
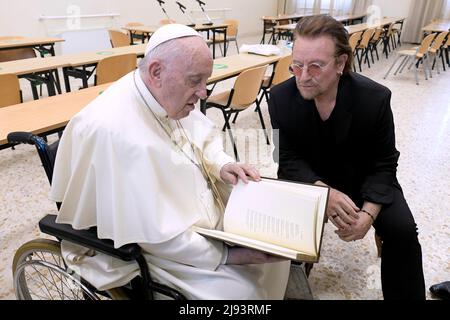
{"left": 268, "top": 72, "right": 400, "bottom": 206}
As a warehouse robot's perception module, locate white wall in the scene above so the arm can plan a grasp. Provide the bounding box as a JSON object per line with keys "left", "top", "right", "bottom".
{"left": 0, "top": 0, "right": 277, "bottom": 38}
{"left": 371, "top": 0, "right": 412, "bottom": 19}
{"left": 0, "top": 0, "right": 415, "bottom": 53}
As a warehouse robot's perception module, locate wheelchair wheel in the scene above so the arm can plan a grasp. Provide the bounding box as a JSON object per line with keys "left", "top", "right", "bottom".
{"left": 12, "top": 239, "right": 128, "bottom": 300}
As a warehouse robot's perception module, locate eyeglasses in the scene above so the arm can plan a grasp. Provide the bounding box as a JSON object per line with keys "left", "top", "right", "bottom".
{"left": 288, "top": 59, "right": 334, "bottom": 78}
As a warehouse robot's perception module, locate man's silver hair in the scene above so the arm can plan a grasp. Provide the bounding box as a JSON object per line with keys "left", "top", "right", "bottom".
{"left": 139, "top": 36, "right": 199, "bottom": 73}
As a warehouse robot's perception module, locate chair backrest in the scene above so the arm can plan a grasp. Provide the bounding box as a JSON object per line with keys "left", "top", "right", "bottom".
{"left": 223, "top": 19, "right": 239, "bottom": 37}
{"left": 271, "top": 55, "right": 293, "bottom": 86}
{"left": 231, "top": 65, "right": 267, "bottom": 110}
{"left": 0, "top": 74, "right": 21, "bottom": 107}
{"left": 417, "top": 33, "right": 436, "bottom": 56}
{"left": 108, "top": 30, "right": 130, "bottom": 48}
{"left": 358, "top": 28, "right": 375, "bottom": 48}
{"left": 385, "top": 23, "right": 395, "bottom": 37}
{"left": 445, "top": 33, "right": 450, "bottom": 46}
{"left": 430, "top": 31, "right": 449, "bottom": 52}
{"left": 0, "top": 47, "right": 36, "bottom": 63}
{"left": 370, "top": 28, "right": 383, "bottom": 42}
{"left": 349, "top": 31, "right": 363, "bottom": 52}
{"left": 96, "top": 53, "right": 137, "bottom": 85}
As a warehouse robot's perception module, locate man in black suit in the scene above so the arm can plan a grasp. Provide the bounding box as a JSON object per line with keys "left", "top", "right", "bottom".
{"left": 268, "top": 15, "right": 425, "bottom": 299}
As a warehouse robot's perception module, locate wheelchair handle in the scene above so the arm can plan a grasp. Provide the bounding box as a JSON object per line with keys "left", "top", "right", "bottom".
{"left": 7, "top": 131, "right": 42, "bottom": 145}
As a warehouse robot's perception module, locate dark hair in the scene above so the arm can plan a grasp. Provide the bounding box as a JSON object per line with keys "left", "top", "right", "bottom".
{"left": 294, "top": 15, "right": 353, "bottom": 74}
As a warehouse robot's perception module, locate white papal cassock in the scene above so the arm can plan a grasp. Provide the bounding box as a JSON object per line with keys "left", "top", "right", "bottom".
{"left": 50, "top": 71, "right": 290, "bottom": 299}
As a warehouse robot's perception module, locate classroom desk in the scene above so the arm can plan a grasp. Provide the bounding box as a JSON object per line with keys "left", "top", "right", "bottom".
{"left": 62, "top": 44, "right": 146, "bottom": 91}
{"left": 202, "top": 51, "right": 292, "bottom": 113}
{"left": 0, "top": 84, "right": 110, "bottom": 149}
{"left": 334, "top": 13, "right": 366, "bottom": 25}
{"left": 0, "top": 55, "right": 68, "bottom": 97}
{"left": 0, "top": 37, "right": 65, "bottom": 56}
{"left": 270, "top": 13, "right": 368, "bottom": 43}
{"left": 422, "top": 20, "right": 450, "bottom": 33}
{"left": 343, "top": 17, "right": 405, "bottom": 34}
{"left": 260, "top": 13, "right": 321, "bottom": 44}
{"left": 122, "top": 24, "right": 228, "bottom": 58}
{"left": 0, "top": 44, "right": 146, "bottom": 96}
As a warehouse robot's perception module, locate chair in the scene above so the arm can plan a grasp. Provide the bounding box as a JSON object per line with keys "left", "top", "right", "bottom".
{"left": 125, "top": 22, "right": 147, "bottom": 44}
{"left": 205, "top": 65, "right": 268, "bottom": 160}
{"left": 381, "top": 23, "right": 397, "bottom": 58}
{"left": 7, "top": 131, "right": 186, "bottom": 300}
{"left": 215, "top": 19, "right": 240, "bottom": 55}
{"left": 260, "top": 18, "right": 277, "bottom": 44}
{"left": 368, "top": 28, "right": 384, "bottom": 61}
{"left": 429, "top": 32, "right": 449, "bottom": 73}
{"left": 95, "top": 53, "right": 137, "bottom": 85}
{"left": 258, "top": 55, "right": 292, "bottom": 105}
{"left": 0, "top": 47, "right": 59, "bottom": 99}
{"left": 443, "top": 34, "right": 450, "bottom": 68}
{"left": 355, "top": 28, "right": 375, "bottom": 71}
{"left": 0, "top": 74, "right": 22, "bottom": 107}
{"left": 392, "top": 19, "right": 405, "bottom": 46}
{"left": 383, "top": 33, "right": 436, "bottom": 85}
{"left": 348, "top": 31, "right": 363, "bottom": 72}
{"left": 108, "top": 30, "right": 131, "bottom": 48}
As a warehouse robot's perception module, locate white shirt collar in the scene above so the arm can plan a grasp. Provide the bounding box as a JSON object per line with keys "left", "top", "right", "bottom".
{"left": 134, "top": 70, "right": 169, "bottom": 119}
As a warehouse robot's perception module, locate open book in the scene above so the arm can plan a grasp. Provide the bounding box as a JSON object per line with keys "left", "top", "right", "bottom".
{"left": 192, "top": 178, "right": 329, "bottom": 262}
{"left": 239, "top": 44, "right": 282, "bottom": 56}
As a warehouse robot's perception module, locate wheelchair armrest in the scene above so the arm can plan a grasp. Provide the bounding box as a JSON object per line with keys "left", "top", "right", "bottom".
{"left": 39, "top": 214, "right": 142, "bottom": 261}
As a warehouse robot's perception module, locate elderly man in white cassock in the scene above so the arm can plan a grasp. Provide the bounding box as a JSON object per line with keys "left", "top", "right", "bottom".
{"left": 50, "top": 24, "right": 291, "bottom": 299}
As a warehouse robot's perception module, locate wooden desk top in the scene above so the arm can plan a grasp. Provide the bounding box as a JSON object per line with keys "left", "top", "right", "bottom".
{"left": 65, "top": 44, "right": 146, "bottom": 67}
{"left": 0, "top": 84, "right": 110, "bottom": 145}
{"left": 0, "top": 37, "right": 65, "bottom": 49}
{"left": 334, "top": 13, "right": 367, "bottom": 22}
{"left": 261, "top": 13, "right": 316, "bottom": 22}
{"left": 123, "top": 23, "right": 229, "bottom": 34}
{"left": 209, "top": 51, "right": 291, "bottom": 84}
{"left": 422, "top": 20, "right": 450, "bottom": 33}
{"left": 273, "top": 14, "right": 369, "bottom": 31}
{"left": 0, "top": 44, "right": 146, "bottom": 76}
{"left": 274, "top": 23, "right": 296, "bottom": 31}
{"left": 345, "top": 17, "right": 405, "bottom": 34}
{"left": 0, "top": 55, "right": 70, "bottom": 75}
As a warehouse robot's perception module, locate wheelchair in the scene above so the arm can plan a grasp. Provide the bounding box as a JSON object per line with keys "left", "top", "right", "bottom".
{"left": 8, "top": 132, "right": 187, "bottom": 300}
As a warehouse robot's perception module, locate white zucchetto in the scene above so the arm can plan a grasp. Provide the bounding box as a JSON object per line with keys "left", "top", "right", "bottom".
{"left": 145, "top": 23, "right": 201, "bottom": 56}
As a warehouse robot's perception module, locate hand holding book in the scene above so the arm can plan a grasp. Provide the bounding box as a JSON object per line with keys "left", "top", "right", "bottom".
{"left": 193, "top": 178, "right": 330, "bottom": 262}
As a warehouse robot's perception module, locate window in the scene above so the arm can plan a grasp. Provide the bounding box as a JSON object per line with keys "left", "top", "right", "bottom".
{"left": 295, "top": 0, "right": 353, "bottom": 15}
{"left": 296, "top": 0, "right": 315, "bottom": 14}
{"left": 442, "top": 0, "right": 450, "bottom": 19}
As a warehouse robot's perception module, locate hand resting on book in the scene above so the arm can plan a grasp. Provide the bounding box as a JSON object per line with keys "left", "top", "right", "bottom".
{"left": 225, "top": 247, "right": 287, "bottom": 265}
{"left": 220, "top": 163, "right": 261, "bottom": 185}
